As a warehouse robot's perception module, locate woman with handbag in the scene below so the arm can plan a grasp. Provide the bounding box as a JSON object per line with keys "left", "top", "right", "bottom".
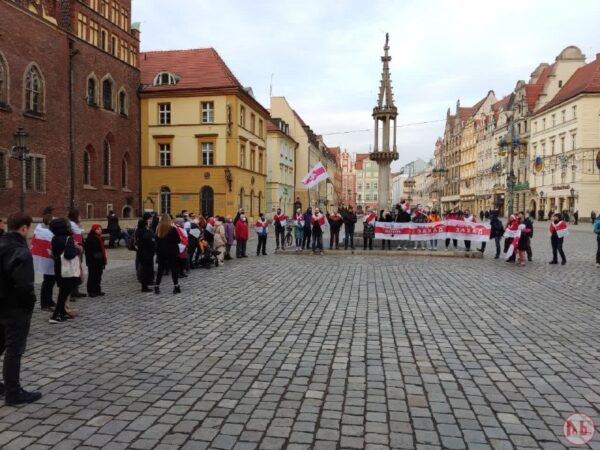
{"left": 84, "top": 224, "right": 107, "bottom": 297}
{"left": 49, "top": 218, "right": 82, "bottom": 323}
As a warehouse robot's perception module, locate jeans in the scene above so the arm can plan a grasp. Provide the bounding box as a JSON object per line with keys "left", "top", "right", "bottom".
{"left": 0, "top": 311, "right": 32, "bottom": 398}
{"left": 344, "top": 231, "right": 355, "bottom": 249}
{"left": 464, "top": 240, "right": 471, "bottom": 251}
{"left": 275, "top": 228, "right": 285, "bottom": 249}
{"left": 330, "top": 230, "right": 340, "bottom": 249}
{"left": 312, "top": 233, "right": 323, "bottom": 251}
{"left": 302, "top": 231, "right": 311, "bottom": 249}
{"left": 295, "top": 237, "right": 302, "bottom": 248}
{"left": 236, "top": 240, "right": 247, "bottom": 257}
{"left": 257, "top": 235, "right": 267, "bottom": 255}
{"left": 86, "top": 264, "right": 104, "bottom": 294}
{"left": 40, "top": 274, "right": 55, "bottom": 308}
{"left": 155, "top": 257, "right": 178, "bottom": 287}
{"left": 53, "top": 278, "right": 77, "bottom": 319}
{"left": 363, "top": 237, "right": 373, "bottom": 250}
{"left": 551, "top": 236, "right": 566, "bottom": 263}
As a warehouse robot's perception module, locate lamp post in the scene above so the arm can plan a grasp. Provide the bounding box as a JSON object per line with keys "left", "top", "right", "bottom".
{"left": 10, "top": 127, "right": 30, "bottom": 213}
{"left": 497, "top": 118, "right": 527, "bottom": 217}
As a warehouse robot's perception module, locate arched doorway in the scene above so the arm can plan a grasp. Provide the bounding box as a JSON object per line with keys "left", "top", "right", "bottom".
{"left": 200, "top": 186, "right": 214, "bottom": 218}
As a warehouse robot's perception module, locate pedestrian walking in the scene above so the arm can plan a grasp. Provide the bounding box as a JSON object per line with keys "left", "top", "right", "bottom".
{"left": 549, "top": 213, "right": 568, "bottom": 265}
{"left": 302, "top": 207, "right": 312, "bottom": 250}
{"left": 154, "top": 214, "right": 181, "bottom": 294}
{"left": 343, "top": 206, "right": 357, "bottom": 250}
{"left": 574, "top": 210, "right": 579, "bottom": 225}
{"left": 224, "top": 216, "right": 235, "bottom": 260}
{"left": 311, "top": 208, "right": 325, "bottom": 254}
{"left": 294, "top": 209, "right": 304, "bottom": 251}
{"left": 519, "top": 211, "right": 534, "bottom": 261}
{"left": 84, "top": 224, "right": 107, "bottom": 297}
{"left": 273, "top": 208, "right": 286, "bottom": 250}
{"left": 593, "top": 213, "right": 600, "bottom": 267}
{"left": 256, "top": 213, "right": 268, "bottom": 256}
{"left": 106, "top": 210, "right": 120, "bottom": 248}
{"left": 214, "top": 217, "right": 226, "bottom": 265}
{"left": 327, "top": 209, "right": 343, "bottom": 250}
{"left": 31, "top": 207, "right": 56, "bottom": 311}
{"left": 136, "top": 213, "right": 156, "bottom": 292}
{"left": 0, "top": 212, "right": 43, "bottom": 405}
{"left": 235, "top": 213, "right": 249, "bottom": 258}
{"left": 49, "top": 218, "right": 82, "bottom": 323}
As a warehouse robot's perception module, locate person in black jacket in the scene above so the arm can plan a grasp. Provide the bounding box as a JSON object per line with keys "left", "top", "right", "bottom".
{"left": 302, "top": 207, "right": 313, "bottom": 250}
{"left": 154, "top": 214, "right": 181, "bottom": 295}
{"left": 49, "top": 218, "right": 82, "bottom": 323}
{"left": 0, "top": 213, "right": 43, "bottom": 405}
{"left": 135, "top": 213, "right": 156, "bottom": 292}
{"left": 84, "top": 224, "right": 107, "bottom": 297}
{"left": 519, "top": 211, "right": 534, "bottom": 261}
{"left": 342, "top": 207, "right": 357, "bottom": 250}
{"left": 478, "top": 212, "right": 504, "bottom": 258}
{"left": 107, "top": 210, "right": 120, "bottom": 248}
{"left": 327, "top": 210, "right": 343, "bottom": 250}
{"left": 380, "top": 210, "right": 393, "bottom": 250}
{"left": 394, "top": 204, "right": 411, "bottom": 250}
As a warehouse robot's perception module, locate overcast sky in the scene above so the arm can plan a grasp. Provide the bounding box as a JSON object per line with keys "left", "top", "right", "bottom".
{"left": 133, "top": 0, "right": 600, "bottom": 171}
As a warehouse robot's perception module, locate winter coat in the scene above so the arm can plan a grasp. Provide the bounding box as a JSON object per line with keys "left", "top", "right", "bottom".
{"left": 328, "top": 214, "right": 343, "bottom": 232}
{"left": 84, "top": 234, "right": 107, "bottom": 268}
{"left": 49, "top": 218, "right": 80, "bottom": 285}
{"left": 523, "top": 218, "right": 534, "bottom": 238}
{"left": 294, "top": 214, "right": 304, "bottom": 240}
{"left": 0, "top": 232, "right": 36, "bottom": 314}
{"left": 303, "top": 209, "right": 313, "bottom": 233}
{"left": 593, "top": 218, "right": 600, "bottom": 234}
{"left": 395, "top": 210, "right": 411, "bottom": 223}
{"left": 224, "top": 222, "right": 235, "bottom": 244}
{"left": 135, "top": 221, "right": 156, "bottom": 264}
{"left": 412, "top": 212, "right": 428, "bottom": 223}
{"left": 517, "top": 224, "right": 531, "bottom": 250}
{"left": 490, "top": 217, "right": 504, "bottom": 238}
{"left": 107, "top": 214, "right": 120, "bottom": 232}
{"left": 214, "top": 222, "right": 227, "bottom": 248}
{"left": 273, "top": 213, "right": 286, "bottom": 231}
{"left": 156, "top": 226, "right": 180, "bottom": 261}
{"left": 342, "top": 211, "right": 357, "bottom": 233}
{"left": 235, "top": 220, "right": 249, "bottom": 241}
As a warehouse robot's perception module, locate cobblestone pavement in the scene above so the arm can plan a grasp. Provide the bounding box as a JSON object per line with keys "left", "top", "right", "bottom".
{"left": 1, "top": 225, "right": 599, "bottom": 450}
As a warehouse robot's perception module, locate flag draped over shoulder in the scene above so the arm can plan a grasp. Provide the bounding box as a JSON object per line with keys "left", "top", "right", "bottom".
{"left": 301, "top": 162, "right": 329, "bottom": 189}
{"left": 31, "top": 224, "right": 54, "bottom": 275}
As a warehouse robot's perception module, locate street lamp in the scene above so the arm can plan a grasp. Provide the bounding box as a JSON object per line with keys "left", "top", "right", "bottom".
{"left": 497, "top": 119, "right": 527, "bottom": 217}
{"left": 10, "top": 127, "right": 30, "bottom": 213}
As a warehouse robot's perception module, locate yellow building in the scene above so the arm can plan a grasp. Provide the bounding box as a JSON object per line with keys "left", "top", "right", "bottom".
{"left": 266, "top": 118, "right": 297, "bottom": 215}
{"left": 139, "top": 48, "right": 270, "bottom": 219}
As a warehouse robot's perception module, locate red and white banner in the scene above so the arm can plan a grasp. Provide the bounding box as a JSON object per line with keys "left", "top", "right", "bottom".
{"left": 549, "top": 220, "right": 568, "bottom": 238}
{"left": 374, "top": 220, "right": 490, "bottom": 242}
{"left": 31, "top": 224, "right": 54, "bottom": 275}
{"left": 274, "top": 213, "right": 287, "bottom": 227}
{"left": 301, "top": 162, "right": 329, "bottom": 189}
{"left": 205, "top": 217, "right": 215, "bottom": 234}
{"left": 311, "top": 213, "right": 326, "bottom": 226}
{"left": 70, "top": 221, "right": 83, "bottom": 245}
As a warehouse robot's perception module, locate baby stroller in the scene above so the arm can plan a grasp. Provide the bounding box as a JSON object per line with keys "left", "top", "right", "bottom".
{"left": 196, "top": 238, "right": 221, "bottom": 268}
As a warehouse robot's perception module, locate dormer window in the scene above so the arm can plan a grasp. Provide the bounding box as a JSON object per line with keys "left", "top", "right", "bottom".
{"left": 153, "top": 72, "right": 178, "bottom": 86}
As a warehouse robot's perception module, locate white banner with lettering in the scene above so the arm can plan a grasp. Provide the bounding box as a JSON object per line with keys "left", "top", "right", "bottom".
{"left": 374, "top": 220, "right": 491, "bottom": 242}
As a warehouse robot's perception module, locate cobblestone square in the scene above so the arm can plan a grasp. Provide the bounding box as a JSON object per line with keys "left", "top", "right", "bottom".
{"left": 1, "top": 227, "right": 599, "bottom": 449}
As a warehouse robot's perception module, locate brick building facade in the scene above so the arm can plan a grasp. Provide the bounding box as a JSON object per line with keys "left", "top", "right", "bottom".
{"left": 0, "top": 0, "right": 140, "bottom": 220}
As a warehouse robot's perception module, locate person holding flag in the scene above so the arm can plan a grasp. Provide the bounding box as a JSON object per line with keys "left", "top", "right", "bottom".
{"left": 363, "top": 209, "right": 376, "bottom": 251}
{"left": 503, "top": 214, "right": 521, "bottom": 261}
{"left": 204, "top": 216, "right": 216, "bottom": 248}
{"left": 549, "top": 213, "right": 568, "bottom": 265}
{"left": 327, "top": 209, "right": 343, "bottom": 250}
{"left": 67, "top": 209, "right": 86, "bottom": 299}
{"left": 255, "top": 213, "right": 269, "bottom": 256}
{"left": 273, "top": 208, "right": 287, "bottom": 250}
{"left": 310, "top": 208, "right": 326, "bottom": 254}
{"left": 462, "top": 208, "right": 477, "bottom": 252}
{"left": 31, "top": 207, "right": 56, "bottom": 311}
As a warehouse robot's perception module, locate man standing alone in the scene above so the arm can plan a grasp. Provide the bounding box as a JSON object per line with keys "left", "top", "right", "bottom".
{"left": 0, "top": 213, "right": 42, "bottom": 405}
{"left": 273, "top": 208, "right": 287, "bottom": 250}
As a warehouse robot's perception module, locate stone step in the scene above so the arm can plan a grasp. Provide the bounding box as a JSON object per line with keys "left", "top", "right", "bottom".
{"left": 274, "top": 248, "right": 484, "bottom": 258}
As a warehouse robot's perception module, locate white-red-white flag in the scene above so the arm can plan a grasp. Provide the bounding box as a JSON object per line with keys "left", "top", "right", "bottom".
{"left": 31, "top": 224, "right": 54, "bottom": 275}
{"left": 365, "top": 212, "right": 377, "bottom": 226}
{"left": 302, "top": 162, "right": 329, "bottom": 189}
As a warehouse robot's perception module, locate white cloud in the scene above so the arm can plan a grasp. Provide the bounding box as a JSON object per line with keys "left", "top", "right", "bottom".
{"left": 133, "top": 0, "right": 600, "bottom": 165}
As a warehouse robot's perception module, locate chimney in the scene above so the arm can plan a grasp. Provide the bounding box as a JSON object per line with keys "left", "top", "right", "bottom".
{"left": 596, "top": 53, "right": 600, "bottom": 61}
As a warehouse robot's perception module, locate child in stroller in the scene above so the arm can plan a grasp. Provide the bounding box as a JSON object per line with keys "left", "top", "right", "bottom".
{"left": 196, "top": 237, "right": 221, "bottom": 268}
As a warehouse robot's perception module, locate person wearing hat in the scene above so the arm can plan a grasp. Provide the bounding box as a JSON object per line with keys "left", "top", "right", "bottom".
{"left": 84, "top": 224, "right": 107, "bottom": 297}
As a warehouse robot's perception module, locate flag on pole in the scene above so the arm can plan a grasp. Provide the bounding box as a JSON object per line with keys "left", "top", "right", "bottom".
{"left": 302, "top": 162, "right": 329, "bottom": 189}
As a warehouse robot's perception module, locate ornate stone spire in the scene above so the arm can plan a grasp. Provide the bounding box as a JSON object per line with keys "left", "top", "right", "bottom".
{"left": 370, "top": 33, "right": 399, "bottom": 210}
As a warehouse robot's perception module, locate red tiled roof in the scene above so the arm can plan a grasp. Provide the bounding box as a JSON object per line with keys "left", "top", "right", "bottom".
{"left": 355, "top": 153, "right": 370, "bottom": 170}
{"left": 139, "top": 48, "right": 243, "bottom": 92}
{"left": 328, "top": 146, "right": 341, "bottom": 156}
{"left": 536, "top": 55, "right": 600, "bottom": 114}
{"left": 492, "top": 95, "right": 511, "bottom": 112}
{"left": 266, "top": 120, "right": 279, "bottom": 132}
{"left": 524, "top": 84, "right": 543, "bottom": 112}
{"left": 458, "top": 106, "right": 474, "bottom": 122}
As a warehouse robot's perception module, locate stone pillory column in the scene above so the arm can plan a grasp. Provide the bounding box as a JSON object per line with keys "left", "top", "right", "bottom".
{"left": 370, "top": 33, "right": 399, "bottom": 211}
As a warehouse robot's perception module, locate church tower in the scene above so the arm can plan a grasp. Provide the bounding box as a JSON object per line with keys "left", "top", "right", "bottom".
{"left": 370, "top": 33, "right": 399, "bottom": 210}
